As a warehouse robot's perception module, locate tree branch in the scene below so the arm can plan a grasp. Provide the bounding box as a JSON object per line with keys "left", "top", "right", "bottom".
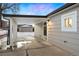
{"left": 1, "top": 4, "right": 15, "bottom": 10}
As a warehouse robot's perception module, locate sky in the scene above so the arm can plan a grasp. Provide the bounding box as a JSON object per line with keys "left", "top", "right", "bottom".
{"left": 5, "top": 3, "right": 65, "bottom": 16}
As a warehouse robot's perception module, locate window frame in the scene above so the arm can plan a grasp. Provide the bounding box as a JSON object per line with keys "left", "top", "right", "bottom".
{"left": 61, "top": 11, "right": 77, "bottom": 32}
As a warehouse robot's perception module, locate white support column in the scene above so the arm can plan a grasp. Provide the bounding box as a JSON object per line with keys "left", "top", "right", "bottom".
{"left": 12, "top": 19, "right": 17, "bottom": 46}
{"left": 34, "top": 22, "right": 43, "bottom": 41}
{"left": 10, "top": 18, "right": 13, "bottom": 46}
{"left": 10, "top": 18, "right": 17, "bottom": 47}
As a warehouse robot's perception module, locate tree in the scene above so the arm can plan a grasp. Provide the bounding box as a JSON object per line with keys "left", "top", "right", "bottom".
{"left": 0, "top": 3, "right": 20, "bottom": 46}
{"left": 0, "top": 3, "right": 20, "bottom": 28}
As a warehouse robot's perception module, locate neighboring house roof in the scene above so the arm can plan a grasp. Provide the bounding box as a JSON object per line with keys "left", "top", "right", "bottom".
{"left": 3, "top": 3, "right": 76, "bottom": 18}
{"left": 18, "top": 24, "right": 32, "bottom": 28}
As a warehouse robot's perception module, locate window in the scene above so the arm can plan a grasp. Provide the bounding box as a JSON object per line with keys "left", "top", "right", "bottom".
{"left": 44, "top": 22, "right": 47, "bottom": 36}
{"left": 61, "top": 11, "right": 77, "bottom": 32}
{"left": 64, "top": 17, "right": 72, "bottom": 28}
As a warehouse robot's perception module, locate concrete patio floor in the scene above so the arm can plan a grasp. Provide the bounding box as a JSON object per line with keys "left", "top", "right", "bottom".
{"left": 0, "top": 40, "right": 72, "bottom": 56}
{"left": 26, "top": 40, "right": 72, "bottom": 56}
{"left": 0, "top": 32, "right": 72, "bottom": 56}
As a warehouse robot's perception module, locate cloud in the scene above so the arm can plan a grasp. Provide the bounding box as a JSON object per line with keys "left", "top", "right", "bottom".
{"left": 15, "top": 3, "right": 64, "bottom": 15}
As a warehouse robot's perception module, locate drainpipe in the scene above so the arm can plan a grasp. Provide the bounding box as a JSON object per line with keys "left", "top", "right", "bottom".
{"left": 0, "top": 4, "right": 3, "bottom": 28}
{"left": 3, "top": 17, "right": 10, "bottom": 45}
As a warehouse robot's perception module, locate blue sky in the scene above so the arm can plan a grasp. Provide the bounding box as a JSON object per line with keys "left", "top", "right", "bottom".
{"left": 5, "top": 3, "right": 65, "bottom": 16}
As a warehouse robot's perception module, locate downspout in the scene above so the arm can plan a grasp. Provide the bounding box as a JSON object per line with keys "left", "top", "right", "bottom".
{"left": 3, "top": 17, "right": 10, "bottom": 45}
{"left": 0, "top": 4, "right": 2, "bottom": 28}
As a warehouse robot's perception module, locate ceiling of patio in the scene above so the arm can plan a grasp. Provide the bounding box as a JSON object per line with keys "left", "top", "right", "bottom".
{"left": 13, "top": 17, "right": 46, "bottom": 25}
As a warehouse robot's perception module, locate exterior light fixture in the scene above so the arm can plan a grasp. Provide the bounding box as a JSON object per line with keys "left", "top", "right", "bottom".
{"left": 47, "top": 19, "right": 50, "bottom": 22}
{"left": 32, "top": 24, "right": 35, "bottom": 27}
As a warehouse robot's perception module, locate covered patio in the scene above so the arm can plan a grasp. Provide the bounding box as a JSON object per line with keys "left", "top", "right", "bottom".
{"left": 0, "top": 3, "right": 79, "bottom": 56}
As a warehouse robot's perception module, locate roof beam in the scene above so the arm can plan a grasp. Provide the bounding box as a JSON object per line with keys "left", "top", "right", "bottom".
{"left": 3, "top": 14, "right": 47, "bottom": 18}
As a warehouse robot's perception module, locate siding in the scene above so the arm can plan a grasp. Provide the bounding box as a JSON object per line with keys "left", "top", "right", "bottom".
{"left": 47, "top": 6, "right": 79, "bottom": 55}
